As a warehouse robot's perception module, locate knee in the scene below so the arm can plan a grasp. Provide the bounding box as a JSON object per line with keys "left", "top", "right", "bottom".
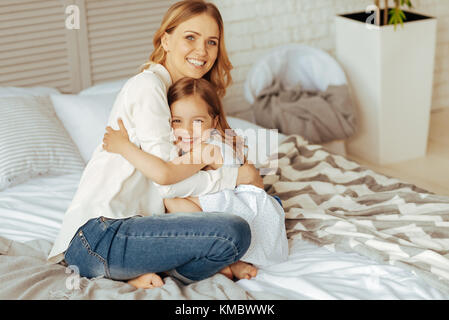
{"left": 221, "top": 215, "right": 251, "bottom": 261}
{"left": 163, "top": 198, "right": 175, "bottom": 213}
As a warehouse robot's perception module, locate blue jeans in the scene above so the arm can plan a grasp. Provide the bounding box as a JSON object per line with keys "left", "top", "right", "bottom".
{"left": 272, "top": 195, "right": 283, "bottom": 207}
{"left": 64, "top": 212, "right": 251, "bottom": 284}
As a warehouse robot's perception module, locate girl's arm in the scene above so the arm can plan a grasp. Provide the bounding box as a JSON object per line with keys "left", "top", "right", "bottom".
{"left": 103, "top": 119, "right": 222, "bottom": 186}
{"left": 116, "top": 71, "right": 261, "bottom": 198}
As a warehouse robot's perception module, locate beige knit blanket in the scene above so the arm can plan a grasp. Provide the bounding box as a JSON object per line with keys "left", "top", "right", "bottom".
{"left": 262, "top": 135, "right": 449, "bottom": 294}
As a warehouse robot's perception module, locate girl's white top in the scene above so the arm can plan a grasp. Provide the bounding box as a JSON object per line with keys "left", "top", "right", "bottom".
{"left": 199, "top": 132, "right": 289, "bottom": 267}
{"left": 48, "top": 64, "right": 238, "bottom": 263}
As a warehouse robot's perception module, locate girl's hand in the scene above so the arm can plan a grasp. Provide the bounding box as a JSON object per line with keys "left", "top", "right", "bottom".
{"left": 102, "top": 118, "right": 130, "bottom": 155}
{"left": 201, "top": 143, "right": 223, "bottom": 168}
{"left": 206, "top": 160, "right": 223, "bottom": 170}
{"left": 236, "top": 161, "right": 264, "bottom": 189}
{"left": 171, "top": 142, "right": 223, "bottom": 167}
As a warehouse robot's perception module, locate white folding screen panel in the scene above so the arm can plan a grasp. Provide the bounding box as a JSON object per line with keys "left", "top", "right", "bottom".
{"left": 0, "top": 0, "right": 175, "bottom": 93}
{"left": 0, "top": 0, "right": 74, "bottom": 93}
{"left": 84, "top": 0, "right": 176, "bottom": 87}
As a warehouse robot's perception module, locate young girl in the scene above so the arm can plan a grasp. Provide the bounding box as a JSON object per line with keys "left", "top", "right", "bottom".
{"left": 103, "top": 77, "right": 289, "bottom": 284}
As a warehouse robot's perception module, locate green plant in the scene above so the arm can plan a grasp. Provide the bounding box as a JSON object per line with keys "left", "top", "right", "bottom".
{"left": 374, "top": 0, "right": 414, "bottom": 27}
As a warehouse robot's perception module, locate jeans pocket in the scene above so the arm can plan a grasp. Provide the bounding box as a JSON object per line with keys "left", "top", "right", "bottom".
{"left": 64, "top": 229, "right": 110, "bottom": 279}
{"left": 98, "top": 216, "right": 125, "bottom": 230}
{"left": 98, "top": 216, "right": 113, "bottom": 230}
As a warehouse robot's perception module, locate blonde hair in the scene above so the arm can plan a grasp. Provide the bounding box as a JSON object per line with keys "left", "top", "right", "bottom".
{"left": 168, "top": 77, "right": 246, "bottom": 163}
{"left": 141, "top": 0, "right": 233, "bottom": 98}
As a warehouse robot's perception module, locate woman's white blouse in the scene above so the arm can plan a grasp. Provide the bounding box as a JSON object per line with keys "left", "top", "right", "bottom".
{"left": 48, "top": 63, "right": 238, "bottom": 263}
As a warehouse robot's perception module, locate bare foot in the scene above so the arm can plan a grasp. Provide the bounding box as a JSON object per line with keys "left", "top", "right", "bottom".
{"left": 127, "top": 272, "right": 164, "bottom": 289}
{"left": 229, "top": 261, "right": 258, "bottom": 280}
{"left": 219, "top": 266, "right": 233, "bottom": 280}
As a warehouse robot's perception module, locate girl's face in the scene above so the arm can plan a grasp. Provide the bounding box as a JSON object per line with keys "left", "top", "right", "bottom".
{"left": 170, "top": 95, "right": 217, "bottom": 152}
{"left": 162, "top": 14, "right": 220, "bottom": 83}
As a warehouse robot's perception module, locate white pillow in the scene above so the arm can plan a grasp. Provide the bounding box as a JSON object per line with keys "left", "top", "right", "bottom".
{"left": 0, "top": 96, "right": 85, "bottom": 190}
{"left": 78, "top": 79, "right": 128, "bottom": 96}
{"left": 0, "top": 86, "right": 60, "bottom": 98}
{"left": 227, "top": 116, "right": 285, "bottom": 167}
{"left": 227, "top": 116, "right": 286, "bottom": 144}
{"left": 51, "top": 93, "right": 118, "bottom": 162}
{"left": 244, "top": 43, "right": 347, "bottom": 104}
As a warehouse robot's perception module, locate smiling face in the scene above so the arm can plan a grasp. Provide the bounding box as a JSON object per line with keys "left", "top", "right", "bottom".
{"left": 161, "top": 13, "right": 220, "bottom": 82}
{"left": 170, "top": 94, "right": 217, "bottom": 152}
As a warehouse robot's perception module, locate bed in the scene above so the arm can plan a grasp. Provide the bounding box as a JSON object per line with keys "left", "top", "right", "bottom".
{"left": 1, "top": 82, "right": 449, "bottom": 300}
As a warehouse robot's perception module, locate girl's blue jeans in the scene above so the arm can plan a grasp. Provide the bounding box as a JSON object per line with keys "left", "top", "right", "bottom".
{"left": 64, "top": 212, "right": 251, "bottom": 284}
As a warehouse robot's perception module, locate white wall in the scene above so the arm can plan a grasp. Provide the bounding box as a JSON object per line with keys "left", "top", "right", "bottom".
{"left": 211, "top": 0, "right": 449, "bottom": 119}
{"left": 413, "top": 0, "right": 449, "bottom": 111}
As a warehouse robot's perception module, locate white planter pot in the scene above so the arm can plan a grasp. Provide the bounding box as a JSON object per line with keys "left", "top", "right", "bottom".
{"left": 335, "top": 12, "right": 437, "bottom": 164}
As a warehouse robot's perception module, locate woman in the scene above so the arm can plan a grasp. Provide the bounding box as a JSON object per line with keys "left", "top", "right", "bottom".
{"left": 48, "top": 0, "right": 263, "bottom": 289}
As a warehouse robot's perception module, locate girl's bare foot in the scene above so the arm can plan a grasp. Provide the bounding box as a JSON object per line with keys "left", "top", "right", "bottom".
{"left": 229, "top": 261, "right": 258, "bottom": 280}
{"left": 219, "top": 266, "right": 233, "bottom": 280}
{"left": 127, "top": 272, "right": 164, "bottom": 289}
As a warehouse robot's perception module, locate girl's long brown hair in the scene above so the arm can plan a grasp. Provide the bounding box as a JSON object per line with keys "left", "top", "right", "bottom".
{"left": 168, "top": 77, "right": 246, "bottom": 163}
{"left": 141, "top": 0, "right": 233, "bottom": 98}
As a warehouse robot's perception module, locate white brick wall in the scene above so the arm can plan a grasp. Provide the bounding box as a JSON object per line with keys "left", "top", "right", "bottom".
{"left": 414, "top": 0, "right": 449, "bottom": 110}
{"left": 211, "top": 0, "right": 449, "bottom": 118}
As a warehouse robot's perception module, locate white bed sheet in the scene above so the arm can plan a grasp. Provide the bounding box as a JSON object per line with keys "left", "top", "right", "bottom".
{"left": 237, "top": 239, "right": 449, "bottom": 300}
{"left": 0, "top": 172, "right": 82, "bottom": 243}
{"left": 1, "top": 172, "right": 448, "bottom": 299}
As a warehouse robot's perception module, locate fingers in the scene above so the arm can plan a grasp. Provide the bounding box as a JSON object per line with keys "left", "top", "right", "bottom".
{"left": 102, "top": 134, "right": 108, "bottom": 150}
{"left": 140, "top": 282, "right": 157, "bottom": 289}
{"left": 242, "top": 160, "right": 255, "bottom": 168}
{"left": 105, "top": 119, "right": 123, "bottom": 133}
{"left": 117, "top": 118, "right": 126, "bottom": 131}
{"left": 127, "top": 273, "right": 164, "bottom": 289}
{"left": 152, "top": 276, "right": 164, "bottom": 287}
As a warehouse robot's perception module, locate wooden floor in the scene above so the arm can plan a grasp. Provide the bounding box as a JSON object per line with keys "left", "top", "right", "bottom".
{"left": 346, "top": 108, "right": 449, "bottom": 197}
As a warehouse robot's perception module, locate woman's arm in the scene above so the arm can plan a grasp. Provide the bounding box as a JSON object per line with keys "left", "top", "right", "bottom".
{"left": 103, "top": 119, "right": 222, "bottom": 185}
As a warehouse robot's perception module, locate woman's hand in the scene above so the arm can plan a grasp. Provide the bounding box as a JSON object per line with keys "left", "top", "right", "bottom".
{"left": 236, "top": 161, "right": 264, "bottom": 189}
{"left": 102, "top": 118, "right": 130, "bottom": 155}
{"left": 205, "top": 161, "right": 223, "bottom": 170}
{"left": 203, "top": 143, "right": 223, "bottom": 169}
{"left": 171, "top": 142, "right": 223, "bottom": 168}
